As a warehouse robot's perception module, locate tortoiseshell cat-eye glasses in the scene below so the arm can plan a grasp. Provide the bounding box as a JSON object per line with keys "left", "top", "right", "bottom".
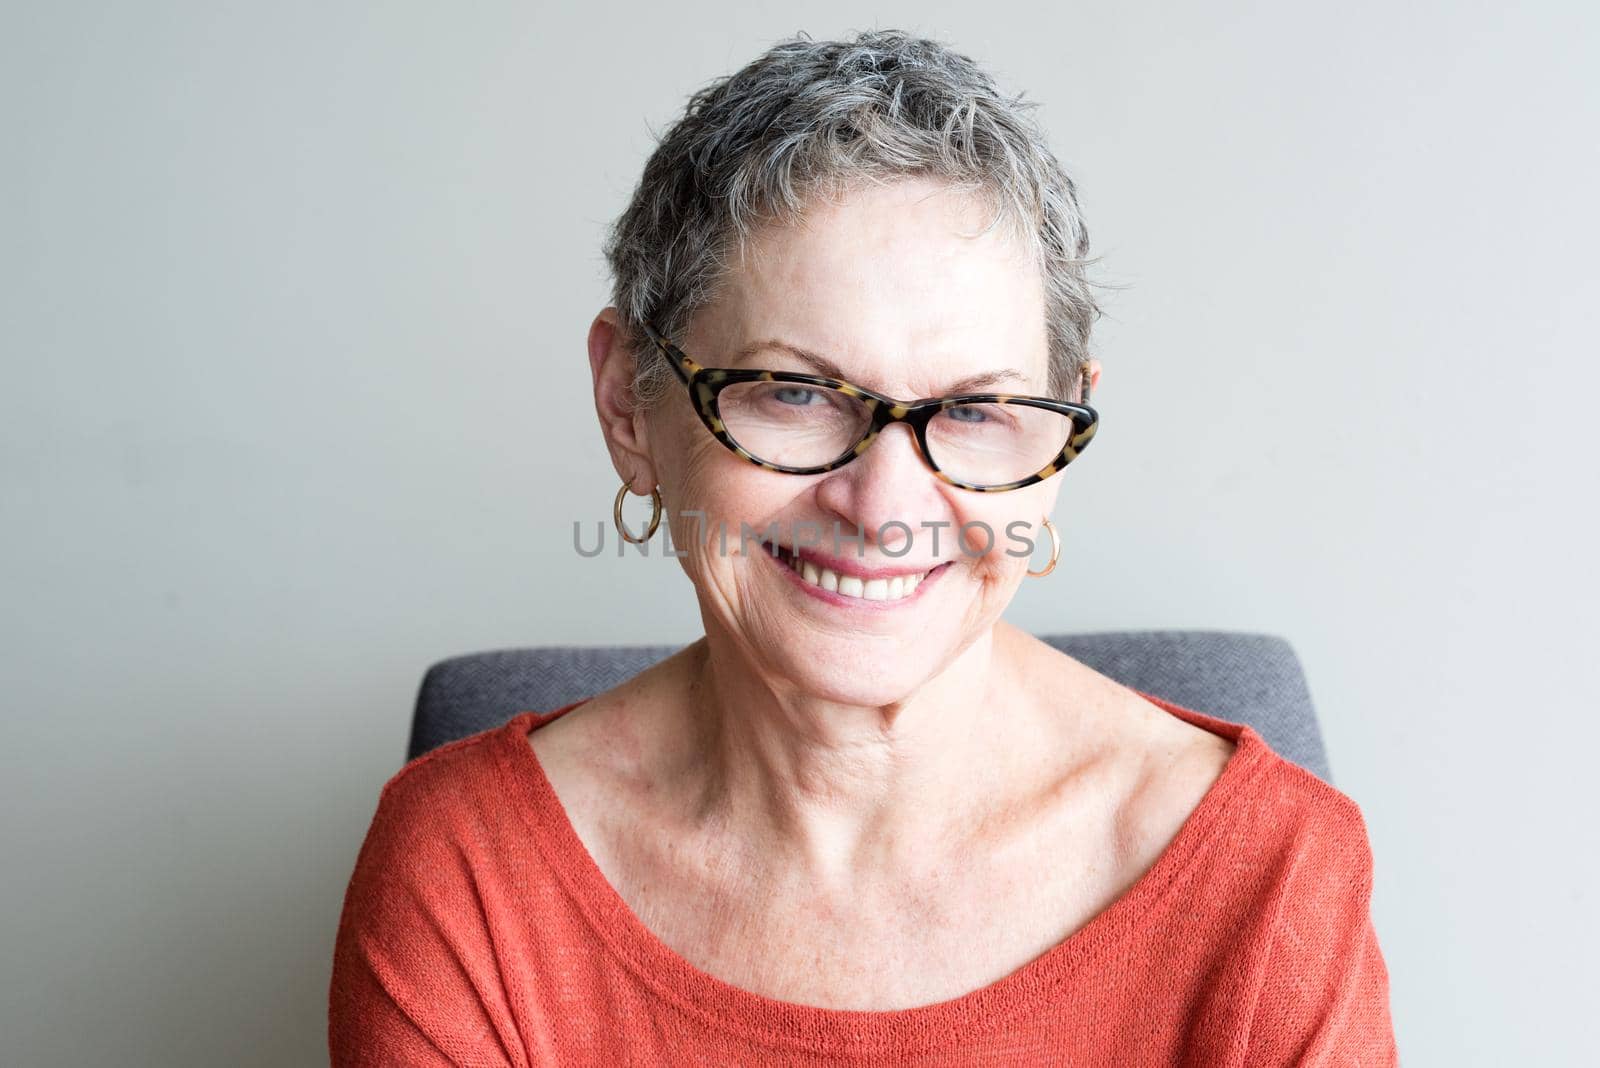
{"left": 640, "top": 321, "right": 1099, "bottom": 493}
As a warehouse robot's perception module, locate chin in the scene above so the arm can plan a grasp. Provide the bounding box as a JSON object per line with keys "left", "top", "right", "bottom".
{"left": 796, "top": 675, "right": 926, "bottom": 710}
{"left": 767, "top": 634, "right": 942, "bottom": 708}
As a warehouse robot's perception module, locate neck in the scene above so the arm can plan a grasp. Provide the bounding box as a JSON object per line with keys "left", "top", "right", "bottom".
{"left": 678, "top": 622, "right": 1029, "bottom": 888}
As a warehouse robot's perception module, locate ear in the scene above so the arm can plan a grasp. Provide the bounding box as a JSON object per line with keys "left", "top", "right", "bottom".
{"left": 588, "top": 307, "right": 659, "bottom": 493}
{"left": 1079, "top": 357, "right": 1103, "bottom": 404}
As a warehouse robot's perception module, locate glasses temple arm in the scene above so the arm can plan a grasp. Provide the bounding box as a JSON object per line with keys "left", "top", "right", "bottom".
{"left": 641, "top": 324, "right": 696, "bottom": 383}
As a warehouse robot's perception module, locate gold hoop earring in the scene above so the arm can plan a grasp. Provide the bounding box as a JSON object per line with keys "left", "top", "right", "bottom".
{"left": 613, "top": 482, "right": 662, "bottom": 544}
{"left": 1027, "top": 516, "right": 1060, "bottom": 578}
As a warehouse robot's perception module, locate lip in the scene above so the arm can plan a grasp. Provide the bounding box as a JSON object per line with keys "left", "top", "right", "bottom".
{"left": 759, "top": 541, "right": 952, "bottom": 609}
{"left": 762, "top": 541, "right": 944, "bottom": 581}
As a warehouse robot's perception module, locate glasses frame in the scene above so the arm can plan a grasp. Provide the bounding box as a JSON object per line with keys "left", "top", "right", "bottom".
{"left": 640, "top": 320, "right": 1099, "bottom": 493}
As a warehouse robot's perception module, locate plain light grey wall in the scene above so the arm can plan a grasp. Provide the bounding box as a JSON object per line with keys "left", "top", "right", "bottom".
{"left": 4, "top": 2, "right": 1596, "bottom": 1064}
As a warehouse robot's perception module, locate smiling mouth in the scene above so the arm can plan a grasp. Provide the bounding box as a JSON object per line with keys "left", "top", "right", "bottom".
{"left": 764, "top": 543, "right": 951, "bottom": 603}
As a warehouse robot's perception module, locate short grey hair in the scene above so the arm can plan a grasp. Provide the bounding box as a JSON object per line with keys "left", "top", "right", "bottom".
{"left": 601, "top": 29, "right": 1107, "bottom": 410}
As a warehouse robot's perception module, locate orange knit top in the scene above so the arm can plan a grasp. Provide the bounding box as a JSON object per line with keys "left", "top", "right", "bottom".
{"left": 329, "top": 692, "right": 1397, "bottom": 1066}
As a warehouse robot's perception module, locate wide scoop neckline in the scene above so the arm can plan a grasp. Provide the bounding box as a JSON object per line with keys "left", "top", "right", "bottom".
{"left": 489, "top": 690, "right": 1269, "bottom": 1056}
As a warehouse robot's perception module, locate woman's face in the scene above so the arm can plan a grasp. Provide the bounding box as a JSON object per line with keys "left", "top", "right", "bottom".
{"left": 600, "top": 176, "right": 1096, "bottom": 706}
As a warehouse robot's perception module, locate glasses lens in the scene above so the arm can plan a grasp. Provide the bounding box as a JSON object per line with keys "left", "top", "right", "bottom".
{"left": 715, "top": 380, "right": 872, "bottom": 469}
{"left": 926, "top": 401, "right": 1078, "bottom": 487}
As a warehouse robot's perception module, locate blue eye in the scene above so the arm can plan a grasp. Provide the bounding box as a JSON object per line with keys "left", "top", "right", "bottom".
{"left": 946, "top": 405, "right": 989, "bottom": 423}
{"left": 773, "top": 386, "right": 819, "bottom": 406}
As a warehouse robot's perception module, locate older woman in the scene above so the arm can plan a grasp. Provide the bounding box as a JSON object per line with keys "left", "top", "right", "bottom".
{"left": 330, "top": 30, "right": 1396, "bottom": 1066}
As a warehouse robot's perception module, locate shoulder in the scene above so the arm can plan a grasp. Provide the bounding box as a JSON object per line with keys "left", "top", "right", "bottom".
{"left": 342, "top": 725, "right": 517, "bottom": 910}
{"left": 377, "top": 720, "right": 510, "bottom": 824}
{"left": 1234, "top": 766, "right": 1395, "bottom": 1060}
{"left": 996, "top": 625, "right": 1373, "bottom": 876}
{"left": 332, "top": 724, "right": 537, "bottom": 1064}
{"left": 1254, "top": 756, "right": 1378, "bottom": 891}
{"left": 994, "top": 626, "right": 1242, "bottom": 874}
{"left": 1185, "top": 719, "right": 1380, "bottom": 914}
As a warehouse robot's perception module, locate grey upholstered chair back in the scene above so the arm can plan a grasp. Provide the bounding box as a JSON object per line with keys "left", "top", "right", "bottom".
{"left": 409, "top": 630, "right": 1332, "bottom": 782}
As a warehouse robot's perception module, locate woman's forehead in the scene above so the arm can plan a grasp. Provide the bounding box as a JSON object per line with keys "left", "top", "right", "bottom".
{"left": 706, "top": 185, "right": 1049, "bottom": 393}
{"left": 734, "top": 181, "right": 1039, "bottom": 304}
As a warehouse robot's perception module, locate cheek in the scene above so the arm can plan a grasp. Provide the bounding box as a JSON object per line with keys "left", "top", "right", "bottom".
{"left": 663, "top": 439, "right": 791, "bottom": 570}
{"left": 947, "top": 505, "right": 1037, "bottom": 573}
{"left": 655, "top": 410, "right": 740, "bottom": 523}
{"left": 671, "top": 436, "right": 731, "bottom": 503}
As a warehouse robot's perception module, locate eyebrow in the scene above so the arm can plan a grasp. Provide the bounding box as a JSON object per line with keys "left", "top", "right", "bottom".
{"left": 729, "top": 339, "right": 1031, "bottom": 395}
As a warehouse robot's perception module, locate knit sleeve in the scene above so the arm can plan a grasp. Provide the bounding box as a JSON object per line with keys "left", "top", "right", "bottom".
{"left": 328, "top": 770, "right": 524, "bottom": 1068}
{"left": 1242, "top": 792, "right": 1399, "bottom": 1067}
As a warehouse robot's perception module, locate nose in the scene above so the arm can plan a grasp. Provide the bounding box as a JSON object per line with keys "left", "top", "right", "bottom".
{"left": 812, "top": 423, "right": 946, "bottom": 557}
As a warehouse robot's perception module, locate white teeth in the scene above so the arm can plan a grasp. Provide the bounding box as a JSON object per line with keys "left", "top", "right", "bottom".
{"left": 783, "top": 553, "right": 933, "bottom": 602}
